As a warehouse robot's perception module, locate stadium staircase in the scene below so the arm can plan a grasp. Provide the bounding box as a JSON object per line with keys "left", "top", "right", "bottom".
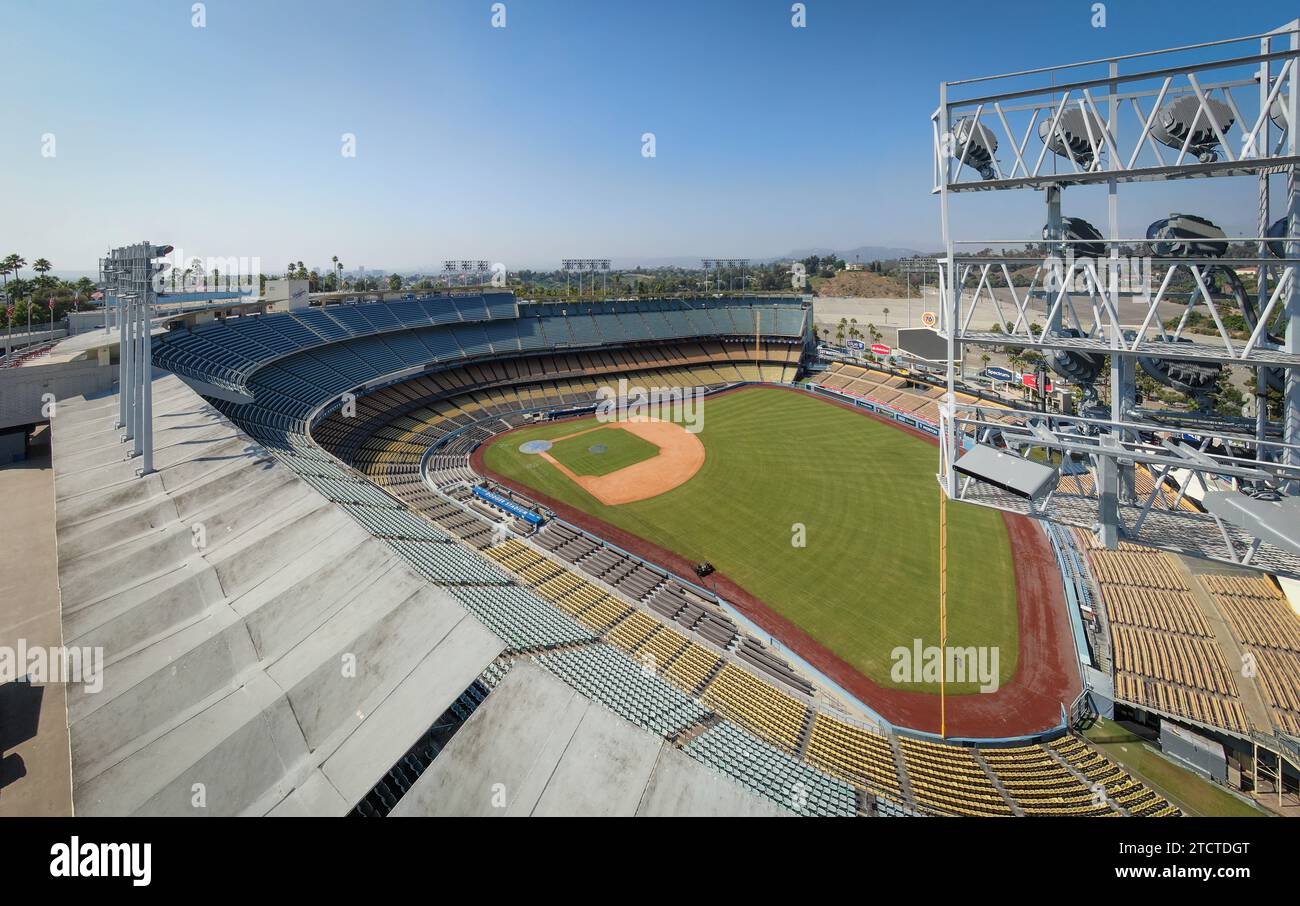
{"left": 971, "top": 749, "right": 1025, "bottom": 817}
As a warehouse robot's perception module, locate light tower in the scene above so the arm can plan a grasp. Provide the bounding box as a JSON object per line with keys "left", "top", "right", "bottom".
{"left": 933, "top": 22, "right": 1300, "bottom": 577}
{"left": 100, "top": 241, "right": 172, "bottom": 477}
{"left": 562, "top": 258, "right": 611, "bottom": 296}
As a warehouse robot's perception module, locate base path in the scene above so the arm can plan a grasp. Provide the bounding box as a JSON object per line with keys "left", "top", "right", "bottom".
{"left": 474, "top": 385, "right": 1081, "bottom": 740}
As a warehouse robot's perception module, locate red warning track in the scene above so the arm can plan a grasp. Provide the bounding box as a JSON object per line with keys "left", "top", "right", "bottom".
{"left": 471, "top": 386, "right": 1080, "bottom": 740}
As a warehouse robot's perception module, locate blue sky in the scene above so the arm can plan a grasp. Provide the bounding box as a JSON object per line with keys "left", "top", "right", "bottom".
{"left": 1, "top": 0, "right": 1297, "bottom": 273}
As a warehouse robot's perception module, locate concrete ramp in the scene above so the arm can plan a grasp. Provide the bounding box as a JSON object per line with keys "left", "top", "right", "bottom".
{"left": 51, "top": 375, "right": 504, "bottom": 815}
{"left": 391, "top": 661, "right": 786, "bottom": 817}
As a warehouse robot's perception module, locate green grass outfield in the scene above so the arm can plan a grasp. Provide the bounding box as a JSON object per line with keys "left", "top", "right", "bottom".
{"left": 547, "top": 426, "right": 660, "bottom": 476}
{"left": 482, "top": 386, "right": 1019, "bottom": 693}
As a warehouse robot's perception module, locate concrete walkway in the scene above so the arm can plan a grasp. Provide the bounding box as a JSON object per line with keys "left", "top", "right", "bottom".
{"left": 0, "top": 448, "right": 73, "bottom": 816}
{"left": 1175, "top": 557, "right": 1274, "bottom": 736}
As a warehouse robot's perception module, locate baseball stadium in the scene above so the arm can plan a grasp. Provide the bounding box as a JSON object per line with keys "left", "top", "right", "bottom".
{"left": 6, "top": 7, "right": 1300, "bottom": 833}
{"left": 5, "top": 287, "right": 1242, "bottom": 818}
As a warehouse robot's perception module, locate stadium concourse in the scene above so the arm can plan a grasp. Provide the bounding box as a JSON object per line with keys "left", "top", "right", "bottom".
{"left": 42, "top": 291, "right": 1192, "bottom": 816}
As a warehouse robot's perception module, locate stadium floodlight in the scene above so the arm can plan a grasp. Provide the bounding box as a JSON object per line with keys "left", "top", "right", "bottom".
{"left": 1145, "top": 213, "right": 1229, "bottom": 258}
{"left": 1149, "top": 95, "right": 1235, "bottom": 163}
{"left": 1042, "top": 216, "right": 1106, "bottom": 258}
{"left": 701, "top": 258, "right": 750, "bottom": 293}
{"left": 1038, "top": 107, "right": 1106, "bottom": 168}
{"left": 1134, "top": 214, "right": 1230, "bottom": 399}
{"left": 949, "top": 116, "right": 997, "bottom": 180}
{"left": 1203, "top": 491, "right": 1300, "bottom": 559}
{"left": 952, "top": 443, "right": 1059, "bottom": 503}
{"left": 561, "top": 258, "right": 611, "bottom": 294}
{"left": 1269, "top": 91, "right": 1293, "bottom": 130}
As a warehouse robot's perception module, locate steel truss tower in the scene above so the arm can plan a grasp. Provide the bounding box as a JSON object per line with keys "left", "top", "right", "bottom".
{"left": 100, "top": 241, "right": 171, "bottom": 477}
{"left": 935, "top": 22, "right": 1300, "bottom": 577}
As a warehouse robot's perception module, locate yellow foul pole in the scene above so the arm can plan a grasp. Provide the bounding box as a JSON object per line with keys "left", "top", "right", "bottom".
{"left": 939, "top": 487, "right": 948, "bottom": 739}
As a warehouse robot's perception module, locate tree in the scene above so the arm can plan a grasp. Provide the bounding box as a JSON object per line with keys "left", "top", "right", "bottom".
{"left": 6, "top": 277, "right": 31, "bottom": 301}
{"left": 6, "top": 254, "right": 27, "bottom": 284}
{"left": 32, "top": 258, "right": 52, "bottom": 286}
{"left": 388, "top": 273, "right": 402, "bottom": 291}
{"left": 882, "top": 307, "right": 890, "bottom": 324}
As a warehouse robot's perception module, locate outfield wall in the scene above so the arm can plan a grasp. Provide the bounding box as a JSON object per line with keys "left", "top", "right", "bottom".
{"left": 806, "top": 382, "right": 942, "bottom": 437}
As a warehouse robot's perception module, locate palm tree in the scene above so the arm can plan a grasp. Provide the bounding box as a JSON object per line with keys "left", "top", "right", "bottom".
{"left": 7, "top": 254, "right": 27, "bottom": 283}
{"left": 0, "top": 259, "right": 10, "bottom": 288}
{"left": 882, "top": 307, "right": 890, "bottom": 324}
{"left": 32, "top": 258, "right": 53, "bottom": 287}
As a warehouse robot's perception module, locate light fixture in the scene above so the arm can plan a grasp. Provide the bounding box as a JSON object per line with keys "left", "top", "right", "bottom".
{"left": 950, "top": 116, "right": 997, "bottom": 180}
{"left": 1043, "top": 216, "right": 1106, "bottom": 258}
{"left": 953, "top": 443, "right": 1059, "bottom": 502}
{"left": 1039, "top": 108, "right": 1106, "bottom": 168}
{"left": 1150, "top": 95, "right": 1234, "bottom": 163}
{"left": 1145, "top": 213, "right": 1228, "bottom": 258}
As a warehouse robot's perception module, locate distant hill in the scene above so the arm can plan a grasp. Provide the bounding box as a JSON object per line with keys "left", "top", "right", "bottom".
{"left": 810, "top": 270, "right": 912, "bottom": 298}
{"left": 782, "top": 245, "right": 925, "bottom": 263}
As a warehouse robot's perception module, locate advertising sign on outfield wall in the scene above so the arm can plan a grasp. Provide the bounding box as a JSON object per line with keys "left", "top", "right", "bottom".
{"left": 847, "top": 339, "right": 866, "bottom": 351}
{"left": 871, "top": 343, "right": 892, "bottom": 356}
{"left": 984, "top": 366, "right": 1013, "bottom": 382}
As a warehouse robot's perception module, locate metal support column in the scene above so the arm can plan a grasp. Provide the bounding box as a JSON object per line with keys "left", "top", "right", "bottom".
{"left": 1259, "top": 33, "right": 1274, "bottom": 458}
{"left": 132, "top": 290, "right": 145, "bottom": 459}
{"left": 1286, "top": 24, "right": 1300, "bottom": 485}
{"left": 1045, "top": 184, "right": 1063, "bottom": 335}
{"left": 139, "top": 286, "right": 153, "bottom": 476}
{"left": 121, "top": 291, "right": 134, "bottom": 442}
{"left": 113, "top": 289, "right": 126, "bottom": 429}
